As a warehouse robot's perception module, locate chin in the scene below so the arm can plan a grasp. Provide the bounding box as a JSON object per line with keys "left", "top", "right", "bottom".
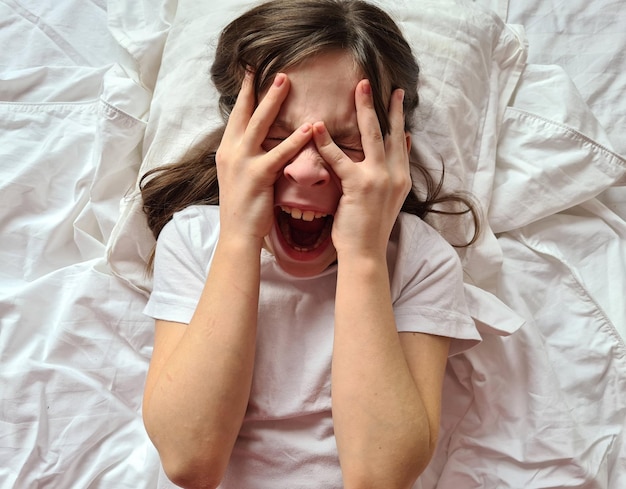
{"left": 275, "top": 255, "right": 337, "bottom": 278}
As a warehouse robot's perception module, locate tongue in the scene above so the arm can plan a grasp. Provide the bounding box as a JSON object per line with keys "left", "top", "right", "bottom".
{"left": 289, "top": 216, "right": 325, "bottom": 247}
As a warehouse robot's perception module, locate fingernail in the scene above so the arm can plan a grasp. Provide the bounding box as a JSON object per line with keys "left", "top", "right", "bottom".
{"left": 274, "top": 73, "right": 286, "bottom": 87}
{"left": 300, "top": 123, "right": 312, "bottom": 133}
{"left": 362, "top": 79, "right": 371, "bottom": 95}
{"left": 313, "top": 121, "right": 326, "bottom": 134}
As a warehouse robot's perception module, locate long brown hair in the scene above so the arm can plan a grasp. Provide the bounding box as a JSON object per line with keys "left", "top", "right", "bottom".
{"left": 141, "top": 0, "right": 480, "bottom": 258}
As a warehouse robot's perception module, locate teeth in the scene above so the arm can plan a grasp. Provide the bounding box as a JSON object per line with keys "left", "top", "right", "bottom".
{"left": 280, "top": 206, "right": 327, "bottom": 221}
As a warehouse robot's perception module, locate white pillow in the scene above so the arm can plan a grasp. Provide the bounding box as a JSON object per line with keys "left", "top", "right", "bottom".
{"left": 108, "top": 0, "right": 527, "bottom": 293}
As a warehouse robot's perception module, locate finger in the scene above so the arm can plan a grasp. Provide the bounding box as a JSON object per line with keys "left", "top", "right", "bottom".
{"left": 385, "top": 88, "right": 408, "bottom": 155}
{"left": 245, "top": 73, "right": 291, "bottom": 149}
{"left": 386, "top": 89, "right": 412, "bottom": 191}
{"left": 264, "top": 123, "right": 314, "bottom": 172}
{"left": 355, "top": 79, "right": 385, "bottom": 161}
{"left": 223, "top": 69, "right": 256, "bottom": 140}
{"left": 312, "top": 121, "right": 351, "bottom": 178}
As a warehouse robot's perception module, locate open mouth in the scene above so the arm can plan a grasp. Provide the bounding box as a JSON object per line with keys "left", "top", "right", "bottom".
{"left": 276, "top": 205, "right": 333, "bottom": 252}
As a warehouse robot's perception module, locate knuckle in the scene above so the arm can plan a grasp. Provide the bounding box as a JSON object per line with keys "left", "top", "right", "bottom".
{"left": 399, "top": 176, "right": 412, "bottom": 196}
{"left": 366, "top": 172, "right": 386, "bottom": 191}
{"left": 270, "top": 146, "right": 290, "bottom": 165}
{"left": 369, "top": 130, "right": 384, "bottom": 145}
{"left": 387, "top": 167, "right": 411, "bottom": 194}
{"left": 246, "top": 116, "right": 263, "bottom": 135}
{"left": 317, "top": 144, "right": 342, "bottom": 166}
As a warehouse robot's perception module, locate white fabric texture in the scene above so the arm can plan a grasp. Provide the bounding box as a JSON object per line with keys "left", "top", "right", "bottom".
{"left": 1, "top": 0, "right": 626, "bottom": 487}
{"left": 145, "top": 206, "right": 482, "bottom": 349}
{"left": 490, "top": 64, "right": 626, "bottom": 233}
{"left": 0, "top": 0, "right": 170, "bottom": 487}
{"left": 500, "top": 0, "right": 626, "bottom": 223}
{"left": 145, "top": 206, "right": 481, "bottom": 488}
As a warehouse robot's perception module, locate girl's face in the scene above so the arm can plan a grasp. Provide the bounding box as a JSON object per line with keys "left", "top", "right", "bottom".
{"left": 263, "top": 51, "right": 364, "bottom": 277}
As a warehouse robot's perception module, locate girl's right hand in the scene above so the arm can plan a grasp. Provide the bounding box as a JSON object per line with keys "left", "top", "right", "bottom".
{"left": 215, "top": 71, "right": 313, "bottom": 246}
{"left": 312, "top": 81, "right": 411, "bottom": 260}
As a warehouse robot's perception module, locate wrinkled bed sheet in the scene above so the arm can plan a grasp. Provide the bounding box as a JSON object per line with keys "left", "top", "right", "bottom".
{"left": 1, "top": 0, "right": 625, "bottom": 488}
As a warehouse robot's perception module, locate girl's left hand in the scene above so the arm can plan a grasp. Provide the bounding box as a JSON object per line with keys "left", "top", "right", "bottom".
{"left": 216, "top": 72, "right": 313, "bottom": 245}
{"left": 312, "top": 80, "right": 411, "bottom": 259}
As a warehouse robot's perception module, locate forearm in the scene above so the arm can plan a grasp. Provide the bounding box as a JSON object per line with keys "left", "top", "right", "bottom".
{"left": 332, "top": 253, "right": 432, "bottom": 488}
{"left": 143, "top": 236, "right": 261, "bottom": 487}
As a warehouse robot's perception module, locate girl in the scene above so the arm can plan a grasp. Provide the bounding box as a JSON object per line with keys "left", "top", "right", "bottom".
{"left": 141, "top": 1, "right": 481, "bottom": 488}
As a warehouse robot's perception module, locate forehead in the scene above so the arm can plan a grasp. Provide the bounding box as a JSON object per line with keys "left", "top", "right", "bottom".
{"left": 276, "top": 51, "right": 362, "bottom": 136}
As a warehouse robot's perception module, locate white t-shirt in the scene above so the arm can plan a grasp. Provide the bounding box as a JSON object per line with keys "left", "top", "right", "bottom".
{"left": 144, "top": 205, "right": 481, "bottom": 489}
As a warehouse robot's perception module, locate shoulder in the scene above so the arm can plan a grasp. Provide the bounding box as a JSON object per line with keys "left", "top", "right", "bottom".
{"left": 146, "top": 206, "right": 219, "bottom": 322}
{"left": 159, "top": 205, "right": 220, "bottom": 245}
{"left": 387, "top": 212, "right": 466, "bottom": 308}
{"left": 165, "top": 204, "right": 220, "bottom": 233}
{"left": 389, "top": 213, "right": 480, "bottom": 353}
{"left": 154, "top": 205, "right": 220, "bottom": 272}
{"left": 389, "top": 212, "right": 461, "bottom": 273}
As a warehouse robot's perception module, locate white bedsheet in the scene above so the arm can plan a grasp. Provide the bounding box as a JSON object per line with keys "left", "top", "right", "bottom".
{"left": 1, "top": 1, "right": 167, "bottom": 486}
{"left": 1, "top": 0, "right": 625, "bottom": 488}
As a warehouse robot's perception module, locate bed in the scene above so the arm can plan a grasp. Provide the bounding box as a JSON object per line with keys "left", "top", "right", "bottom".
{"left": 1, "top": 0, "right": 624, "bottom": 487}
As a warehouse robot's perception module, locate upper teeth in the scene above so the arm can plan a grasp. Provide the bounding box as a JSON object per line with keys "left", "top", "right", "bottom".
{"left": 281, "top": 206, "right": 327, "bottom": 222}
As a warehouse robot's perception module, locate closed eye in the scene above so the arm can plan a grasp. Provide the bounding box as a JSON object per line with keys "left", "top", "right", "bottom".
{"left": 262, "top": 137, "right": 286, "bottom": 151}
{"left": 339, "top": 145, "right": 363, "bottom": 153}
{"left": 263, "top": 136, "right": 363, "bottom": 159}
{"left": 338, "top": 145, "right": 365, "bottom": 161}
{"left": 334, "top": 134, "right": 364, "bottom": 158}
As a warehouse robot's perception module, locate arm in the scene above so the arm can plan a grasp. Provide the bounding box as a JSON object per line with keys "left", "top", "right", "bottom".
{"left": 314, "top": 81, "right": 450, "bottom": 488}
{"left": 143, "top": 238, "right": 262, "bottom": 489}
{"left": 333, "top": 257, "right": 449, "bottom": 488}
{"left": 142, "top": 72, "right": 313, "bottom": 489}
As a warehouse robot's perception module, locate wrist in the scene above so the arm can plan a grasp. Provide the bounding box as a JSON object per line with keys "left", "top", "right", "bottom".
{"left": 217, "top": 229, "right": 264, "bottom": 250}
{"left": 336, "top": 246, "right": 387, "bottom": 268}
{"left": 215, "top": 233, "right": 264, "bottom": 263}
{"left": 336, "top": 250, "right": 389, "bottom": 283}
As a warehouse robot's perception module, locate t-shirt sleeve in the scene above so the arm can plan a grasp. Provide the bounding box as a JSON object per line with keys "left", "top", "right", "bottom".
{"left": 390, "top": 214, "right": 481, "bottom": 355}
{"left": 143, "top": 206, "right": 218, "bottom": 324}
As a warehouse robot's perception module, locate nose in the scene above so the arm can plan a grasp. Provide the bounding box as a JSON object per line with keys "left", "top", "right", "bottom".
{"left": 283, "top": 141, "right": 331, "bottom": 187}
